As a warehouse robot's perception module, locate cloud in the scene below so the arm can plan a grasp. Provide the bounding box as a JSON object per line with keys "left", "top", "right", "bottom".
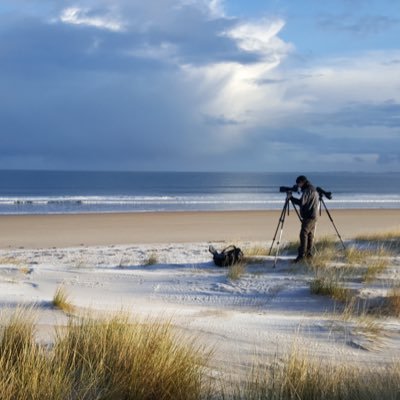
{"left": 308, "top": 100, "right": 400, "bottom": 128}
{"left": 58, "top": 7, "right": 125, "bottom": 31}
{"left": 0, "top": 0, "right": 399, "bottom": 171}
{"left": 318, "top": 14, "right": 399, "bottom": 35}
{"left": 223, "top": 18, "right": 292, "bottom": 59}
{"left": 203, "top": 114, "right": 242, "bottom": 126}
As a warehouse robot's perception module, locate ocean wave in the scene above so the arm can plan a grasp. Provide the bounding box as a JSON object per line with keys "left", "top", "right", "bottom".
{"left": 1, "top": 195, "right": 400, "bottom": 206}
{"left": 0, "top": 194, "right": 399, "bottom": 214}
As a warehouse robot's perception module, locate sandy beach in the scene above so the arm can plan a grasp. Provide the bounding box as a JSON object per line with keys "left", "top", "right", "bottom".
{"left": 0, "top": 209, "right": 399, "bottom": 387}
{"left": 1, "top": 209, "right": 399, "bottom": 248}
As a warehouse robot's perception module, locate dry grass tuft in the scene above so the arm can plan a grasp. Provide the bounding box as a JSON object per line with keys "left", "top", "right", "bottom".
{"left": 144, "top": 252, "right": 158, "bottom": 266}
{"left": 231, "top": 347, "right": 400, "bottom": 400}
{"left": 53, "top": 286, "right": 74, "bottom": 313}
{"left": 310, "top": 275, "right": 350, "bottom": 302}
{"left": 0, "top": 309, "right": 69, "bottom": 399}
{"left": 343, "top": 246, "right": 390, "bottom": 283}
{"left": 243, "top": 246, "right": 268, "bottom": 264}
{"left": 362, "top": 258, "right": 390, "bottom": 283}
{"left": 19, "top": 266, "right": 32, "bottom": 275}
{"left": 227, "top": 261, "right": 247, "bottom": 281}
{"left": 314, "top": 236, "right": 338, "bottom": 252}
{"left": 244, "top": 246, "right": 268, "bottom": 257}
{"left": 54, "top": 315, "right": 207, "bottom": 399}
{"left": 0, "top": 310, "right": 208, "bottom": 400}
{"left": 0, "top": 257, "right": 23, "bottom": 265}
{"left": 280, "top": 240, "right": 299, "bottom": 254}
{"left": 355, "top": 230, "right": 400, "bottom": 253}
{"left": 385, "top": 286, "right": 400, "bottom": 317}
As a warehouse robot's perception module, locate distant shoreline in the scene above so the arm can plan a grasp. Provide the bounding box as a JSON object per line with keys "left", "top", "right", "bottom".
{"left": 1, "top": 209, "right": 399, "bottom": 249}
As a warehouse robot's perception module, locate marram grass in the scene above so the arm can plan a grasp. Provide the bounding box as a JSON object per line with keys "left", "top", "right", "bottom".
{"left": 229, "top": 347, "right": 400, "bottom": 400}
{"left": 0, "top": 309, "right": 208, "bottom": 400}
{"left": 0, "top": 309, "right": 399, "bottom": 399}
{"left": 53, "top": 285, "right": 75, "bottom": 313}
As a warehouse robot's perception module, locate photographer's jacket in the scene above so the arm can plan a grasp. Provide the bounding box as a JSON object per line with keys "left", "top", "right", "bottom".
{"left": 291, "top": 183, "right": 319, "bottom": 220}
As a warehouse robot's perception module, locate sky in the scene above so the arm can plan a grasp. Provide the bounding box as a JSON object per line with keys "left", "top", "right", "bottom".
{"left": 0, "top": 0, "right": 399, "bottom": 172}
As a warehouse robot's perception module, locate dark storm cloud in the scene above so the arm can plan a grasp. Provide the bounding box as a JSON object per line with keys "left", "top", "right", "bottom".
{"left": 308, "top": 100, "right": 400, "bottom": 128}
{"left": 1, "top": 0, "right": 399, "bottom": 171}
{"left": 0, "top": 1, "right": 253, "bottom": 170}
{"left": 239, "top": 126, "right": 400, "bottom": 163}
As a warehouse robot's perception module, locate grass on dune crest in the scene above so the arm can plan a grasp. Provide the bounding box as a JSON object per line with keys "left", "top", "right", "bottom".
{"left": 0, "top": 309, "right": 208, "bottom": 400}
{"left": 354, "top": 230, "right": 400, "bottom": 253}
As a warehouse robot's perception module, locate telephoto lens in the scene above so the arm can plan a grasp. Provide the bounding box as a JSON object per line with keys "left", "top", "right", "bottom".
{"left": 279, "top": 185, "right": 298, "bottom": 193}
{"left": 316, "top": 187, "right": 332, "bottom": 200}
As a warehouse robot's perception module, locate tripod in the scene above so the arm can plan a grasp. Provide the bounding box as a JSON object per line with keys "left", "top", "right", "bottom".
{"left": 318, "top": 195, "right": 346, "bottom": 251}
{"left": 269, "top": 192, "right": 346, "bottom": 267}
{"left": 269, "top": 194, "right": 302, "bottom": 268}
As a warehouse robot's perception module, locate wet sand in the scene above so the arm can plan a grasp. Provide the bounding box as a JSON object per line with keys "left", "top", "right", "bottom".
{"left": 0, "top": 209, "right": 399, "bottom": 248}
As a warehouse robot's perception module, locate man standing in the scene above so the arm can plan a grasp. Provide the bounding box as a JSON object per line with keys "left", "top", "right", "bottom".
{"left": 289, "top": 175, "right": 319, "bottom": 263}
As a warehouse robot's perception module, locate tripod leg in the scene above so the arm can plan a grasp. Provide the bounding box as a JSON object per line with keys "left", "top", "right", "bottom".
{"left": 269, "top": 198, "right": 289, "bottom": 255}
{"left": 290, "top": 199, "right": 302, "bottom": 222}
{"left": 321, "top": 199, "right": 346, "bottom": 250}
{"left": 311, "top": 222, "right": 318, "bottom": 255}
{"left": 273, "top": 201, "right": 289, "bottom": 268}
{"left": 273, "top": 219, "right": 286, "bottom": 268}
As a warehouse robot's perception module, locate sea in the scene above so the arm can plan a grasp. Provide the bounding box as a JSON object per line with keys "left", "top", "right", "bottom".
{"left": 0, "top": 170, "right": 399, "bottom": 215}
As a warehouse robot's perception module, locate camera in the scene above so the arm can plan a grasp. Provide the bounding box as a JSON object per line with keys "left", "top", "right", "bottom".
{"left": 316, "top": 186, "right": 332, "bottom": 200}
{"left": 279, "top": 185, "right": 299, "bottom": 194}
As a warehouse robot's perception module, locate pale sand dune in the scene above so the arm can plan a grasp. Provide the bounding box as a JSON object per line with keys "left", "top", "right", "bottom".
{"left": 0, "top": 209, "right": 399, "bottom": 374}
{"left": 0, "top": 209, "right": 399, "bottom": 248}
{"left": 0, "top": 241, "right": 399, "bottom": 375}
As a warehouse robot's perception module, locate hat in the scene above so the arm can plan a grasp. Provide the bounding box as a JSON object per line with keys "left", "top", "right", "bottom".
{"left": 296, "top": 175, "right": 308, "bottom": 184}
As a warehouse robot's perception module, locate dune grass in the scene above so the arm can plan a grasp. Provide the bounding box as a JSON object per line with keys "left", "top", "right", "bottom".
{"left": 227, "top": 261, "right": 247, "bottom": 281}
{"left": 230, "top": 347, "right": 400, "bottom": 400}
{"left": 144, "top": 252, "right": 158, "bottom": 266}
{"left": 1, "top": 308, "right": 399, "bottom": 399}
{"left": 0, "top": 309, "right": 208, "bottom": 400}
{"left": 355, "top": 230, "right": 400, "bottom": 253}
{"left": 343, "top": 245, "right": 390, "bottom": 283}
{"left": 244, "top": 246, "right": 268, "bottom": 257}
{"left": 243, "top": 246, "right": 269, "bottom": 264}
{"left": 52, "top": 286, "right": 74, "bottom": 313}
{"left": 310, "top": 275, "right": 350, "bottom": 302}
{"left": 384, "top": 286, "right": 400, "bottom": 317}
{"left": 0, "top": 257, "right": 23, "bottom": 265}
{"left": 0, "top": 309, "right": 70, "bottom": 400}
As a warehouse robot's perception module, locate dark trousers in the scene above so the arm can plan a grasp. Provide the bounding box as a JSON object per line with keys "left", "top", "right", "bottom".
{"left": 298, "top": 218, "right": 317, "bottom": 258}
